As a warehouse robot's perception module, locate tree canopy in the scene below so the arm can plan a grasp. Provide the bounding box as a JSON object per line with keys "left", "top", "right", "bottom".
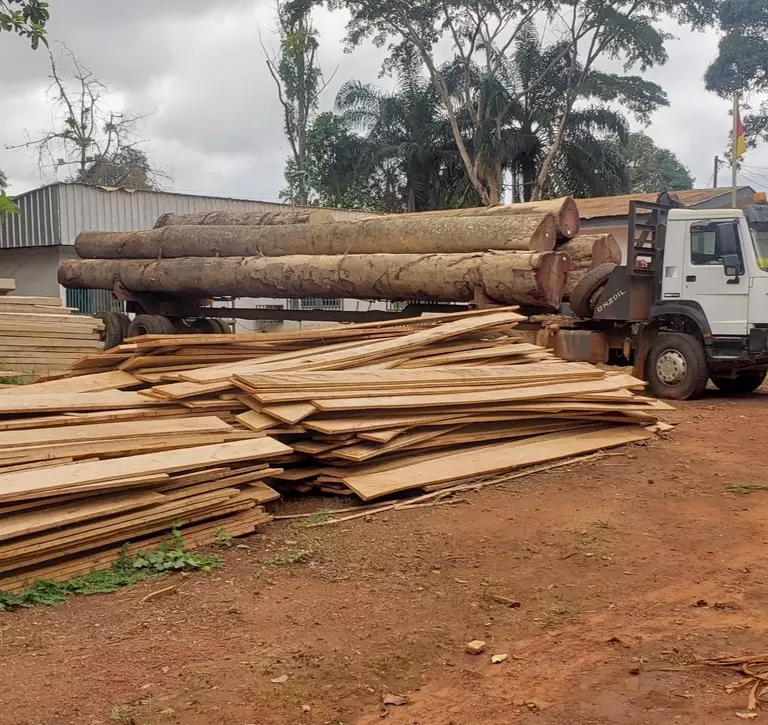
{"left": 318, "top": 0, "right": 717, "bottom": 203}
{"left": 705, "top": 0, "right": 768, "bottom": 148}
{"left": 622, "top": 132, "right": 694, "bottom": 193}
{"left": 0, "top": 0, "right": 48, "bottom": 47}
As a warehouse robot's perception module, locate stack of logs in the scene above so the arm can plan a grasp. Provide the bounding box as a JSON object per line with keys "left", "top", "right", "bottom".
{"left": 59, "top": 198, "right": 621, "bottom": 310}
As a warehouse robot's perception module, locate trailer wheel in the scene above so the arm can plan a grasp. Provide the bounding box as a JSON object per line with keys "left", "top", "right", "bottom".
{"left": 570, "top": 263, "right": 617, "bottom": 318}
{"left": 647, "top": 332, "right": 709, "bottom": 400}
{"left": 711, "top": 370, "right": 767, "bottom": 395}
{"left": 93, "top": 312, "right": 127, "bottom": 349}
{"left": 126, "top": 314, "right": 176, "bottom": 338}
{"left": 191, "top": 318, "right": 231, "bottom": 334}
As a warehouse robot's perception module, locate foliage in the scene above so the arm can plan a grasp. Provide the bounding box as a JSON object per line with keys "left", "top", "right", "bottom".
{"left": 0, "top": 0, "right": 48, "bottom": 48}
{"left": 74, "top": 148, "right": 160, "bottom": 190}
{"left": 301, "top": 111, "right": 387, "bottom": 210}
{"left": 265, "top": 0, "right": 332, "bottom": 205}
{"left": 622, "top": 132, "right": 694, "bottom": 193}
{"left": 322, "top": 0, "right": 717, "bottom": 202}
{"left": 705, "top": 0, "right": 768, "bottom": 148}
{"left": 0, "top": 190, "right": 19, "bottom": 221}
{"left": 5, "top": 45, "right": 164, "bottom": 187}
{"left": 0, "top": 527, "right": 221, "bottom": 611}
{"left": 263, "top": 548, "right": 312, "bottom": 566}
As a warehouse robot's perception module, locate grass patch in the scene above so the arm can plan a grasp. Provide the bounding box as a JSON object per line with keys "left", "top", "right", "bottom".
{"left": 264, "top": 549, "right": 312, "bottom": 567}
{"left": 0, "top": 526, "right": 221, "bottom": 611}
{"left": 295, "top": 511, "right": 331, "bottom": 527}
{"left": 727, "top": 483, "right": 768, "bottom": 495}
{"left": 0, "top": 374, "right": 27, "bottom": 385}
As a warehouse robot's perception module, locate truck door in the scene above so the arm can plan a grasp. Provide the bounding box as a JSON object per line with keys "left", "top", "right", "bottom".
{"left": 683, "top": 219, "right": 749, "bottom": 336}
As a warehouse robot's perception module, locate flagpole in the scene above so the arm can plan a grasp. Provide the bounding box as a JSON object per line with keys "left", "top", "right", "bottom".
{"left": 732, "top": 94, "right": 738, "bottom": 208}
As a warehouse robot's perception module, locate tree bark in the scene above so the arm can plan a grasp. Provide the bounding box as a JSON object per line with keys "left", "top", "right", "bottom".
{"left": 560, "top": 234, "right": 621, "bottom": 296}
{"left": 76, "top": 213, "right": 558, "bottom": 260}
{"left": 59, "top": 251, "right": 570, "bottom": 308}
{"left": 153, "top": 209, "right": 336, "bottom": 228}
{"left": 357, "top": 197, "right": 579, "bottom": 240}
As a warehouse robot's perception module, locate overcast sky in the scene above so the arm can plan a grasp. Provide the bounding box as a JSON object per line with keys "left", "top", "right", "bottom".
{"left": 1, "top": 0, "right": 767, "bottom": 202}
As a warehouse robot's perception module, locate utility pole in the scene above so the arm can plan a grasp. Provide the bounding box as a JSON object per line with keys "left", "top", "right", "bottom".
{"left": 714, "top": 155, "right": 719, "bottom": 187}
{"left": 732, "top": 95, "right": 738, "bottom": 209}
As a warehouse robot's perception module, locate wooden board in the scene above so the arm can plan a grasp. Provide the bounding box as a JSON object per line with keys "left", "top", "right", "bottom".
{"left": 342, "top": 425, "right": 654, "bottom": 500}
{"left": 0, "top": 437, "right": 293, "bottom": 502}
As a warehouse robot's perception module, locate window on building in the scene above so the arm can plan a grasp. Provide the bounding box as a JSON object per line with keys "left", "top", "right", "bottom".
{"left": 65, "top": 288, "right": 126, "bottom": 315}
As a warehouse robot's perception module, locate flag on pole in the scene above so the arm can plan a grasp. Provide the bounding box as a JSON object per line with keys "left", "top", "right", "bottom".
{"left": 736, "top": 105, "right": 747, "bottom": 158}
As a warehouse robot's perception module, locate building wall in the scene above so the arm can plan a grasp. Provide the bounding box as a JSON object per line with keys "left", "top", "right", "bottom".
{"left": 0, "top": 246, "right": 63, "bottom": 298}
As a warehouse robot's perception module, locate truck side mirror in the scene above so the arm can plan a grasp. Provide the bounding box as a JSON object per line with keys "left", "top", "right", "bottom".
{"left": 723, "top": 253, "right": 741, "bottom": 280}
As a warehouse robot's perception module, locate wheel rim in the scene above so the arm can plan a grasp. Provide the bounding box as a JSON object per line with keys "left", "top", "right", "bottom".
{"left": 656, "top": 349, "right": 687, "bottom": 385}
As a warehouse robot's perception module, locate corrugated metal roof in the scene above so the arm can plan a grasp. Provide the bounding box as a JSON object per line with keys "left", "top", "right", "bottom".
{"left": 576, "top": 187, "right": 756, "bottom": 219}
{"left": 0, "top": 182, "right": 369, "bottom": 249}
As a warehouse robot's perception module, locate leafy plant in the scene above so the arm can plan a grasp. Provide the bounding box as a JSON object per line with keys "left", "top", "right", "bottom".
{"left": 0, "top": 527, "right": 221, "bottom": 611}
{"left": 214, "top": 526, "right": 235, "bottom": 548}
{"left": 0, "top": 191, "right": 19, "bottom": 222}
{"left": 296, "top": 511, "right": 331, "bottom": 527}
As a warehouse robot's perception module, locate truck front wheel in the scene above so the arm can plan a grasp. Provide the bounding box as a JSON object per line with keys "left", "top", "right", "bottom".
{"left": 711, "top": 371, "right": 767, "bottom": 395}
{"left": 646, "top": 332, "right": 709, "bottom": 400}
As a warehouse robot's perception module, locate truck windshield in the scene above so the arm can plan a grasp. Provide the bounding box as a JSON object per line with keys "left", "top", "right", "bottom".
{"left": 750, "top": 222, "right": 768, "bottom": 271}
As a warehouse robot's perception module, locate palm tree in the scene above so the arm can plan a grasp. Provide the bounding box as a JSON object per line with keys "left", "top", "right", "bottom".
{"left": 334, "top": 54, "right": 478, "bottom": 211}
{"left": 442, "top": 24, "right": 632, "bottom": 201}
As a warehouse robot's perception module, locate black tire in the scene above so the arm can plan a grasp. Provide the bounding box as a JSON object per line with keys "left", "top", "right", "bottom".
{"left": 114, "top": 312, "right": 131, "bottom": 338}
{"left": 570, "top": 263, "right": 618, "bottom": 318}
{"left": 190, "top": 317, "right": 231, "bottom": 334}
{"left": 711, "top": 370, "right": 767, "bottom": 395}
{"left": 647, "top": 332, "right": 709, "bottom": 400}
{"left": 126, "top": 314, "right": 177, "bottom": 338}
{"left": 93, "top": 311, "right": 126, "bottom": 349}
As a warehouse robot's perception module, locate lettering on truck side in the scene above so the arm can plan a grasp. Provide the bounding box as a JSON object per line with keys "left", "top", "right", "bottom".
{"left": 595, "top": 289, "right": 626, "bottom": 313}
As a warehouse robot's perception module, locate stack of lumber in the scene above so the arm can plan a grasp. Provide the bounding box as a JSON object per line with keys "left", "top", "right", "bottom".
{"left": 0, "top": 308, "right": 670, "bottom": 591}
{"left": 59, "top": 198, "right": 620, "bottom": 310}
{"left": 0, "top": 293, "right": 104, "bottom": 377}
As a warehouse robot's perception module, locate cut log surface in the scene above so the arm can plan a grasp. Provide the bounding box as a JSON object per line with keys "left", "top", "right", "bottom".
{"left": 153, "top": 209, "right": 336, "bottom": 228}
{"left": 559, "top": 234, "right": 621, "bottom": 296}
{"left": 75, "top": 212, "right": 557, "bottom": 259}
{"left": 59, "top": 251, "right": 570, "bottom": 308}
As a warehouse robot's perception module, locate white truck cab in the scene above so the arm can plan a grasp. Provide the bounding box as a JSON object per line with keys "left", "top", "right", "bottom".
{"left": 562, "top": 200, "right": 768, "bottom": 399}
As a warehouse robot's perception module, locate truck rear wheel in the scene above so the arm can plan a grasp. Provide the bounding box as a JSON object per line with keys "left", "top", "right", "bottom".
{"left": 126, "top": 314, "right": 176, "bottom": 338}
{"left": 569, "top": 263, "right": 617, "bottom": 318}
{"left": 93, "top": 312, "right": 126, "bottom": 349}
{"left": 191, "top": 318, "right": 231, "bottom": 334}
{"left": 711, "top": 371, "right": 767, "bottom": 395}
{"left": 647, "top": 332, "right": 709, "bottom": 400}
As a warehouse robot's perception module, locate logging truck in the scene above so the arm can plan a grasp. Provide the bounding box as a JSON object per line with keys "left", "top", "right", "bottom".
{"left": 536, "top": 200, "right": 768, "bottom": 399}
{"left": 60, "top": 198, "right": 768, "bottom": 400}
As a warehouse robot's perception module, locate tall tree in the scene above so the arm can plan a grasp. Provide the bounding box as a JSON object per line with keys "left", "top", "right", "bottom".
{"left": 327, "top": 0, "right": 716, "bottom": 204}
{"left": 623, "top": 132, "right": 694, "bottom": 192}
{"left": 0, "top": 0, "right": 48, "bottom": 47}
{"left": 301, "top": 111, "right": 386, "bottom": 209}
{"left": 263, "top": 0, "right": 333, "bottom": 205}
{"left": 335, "top": 54, "right": 475, "bottom": 211}
{"left": 5, "top": 46, "right": 164, "bottom": 187}
{"left": 705, "top": 0, "right": 768, "bottom": 148}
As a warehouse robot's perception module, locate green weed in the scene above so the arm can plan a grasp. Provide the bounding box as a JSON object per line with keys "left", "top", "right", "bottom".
{"left": 264, "top": 549, "right": 312, "bottom": 566}
{"left": 0, "top": 526, "right": 221, "bottom": 611}
{"left": 214, "top": 526, "right": 235, "bottom": 548}
{"left": 295, "top": 511, "right": 331, "bottom": 527}
{"left": 727, "top": 483, "right": 768, "bottom": 495}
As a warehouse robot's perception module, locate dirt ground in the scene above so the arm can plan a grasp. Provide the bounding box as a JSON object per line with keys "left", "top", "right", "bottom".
{"left": 2, "top": 387, "right": 768, "bottom": 725}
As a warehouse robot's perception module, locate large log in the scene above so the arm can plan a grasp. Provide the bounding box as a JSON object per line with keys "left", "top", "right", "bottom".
{"left": 153, "top": 209, "right": 337, "bottom": 228}
{"left": 75, "top": 213, "right": 558, "bottom": 260}
{"left": 357, "top": 197, "right": 580, "bottom": 240}
{"left": 560, "top": 234, "right": 622, "bottom": 296}
{"left": 58, "top": 251, "right": 571, "bottom": 308}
